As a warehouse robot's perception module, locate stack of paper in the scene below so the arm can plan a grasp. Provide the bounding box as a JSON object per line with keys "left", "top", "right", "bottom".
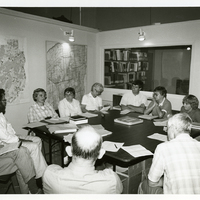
{"left": 147, "top": 133, "right": 168, "bottom": 142}
{"left": 80, "top": 112, "right": 98, "bottom": 118}
{"left": 69, "top": 115, "right": 88, "bottom": 125}
{"left": 47, "top": 123, "right": 78, "bottom": 134}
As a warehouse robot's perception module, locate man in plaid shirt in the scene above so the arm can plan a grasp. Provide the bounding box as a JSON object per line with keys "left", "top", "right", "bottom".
{"left": 139, "top": 113, "right": 200, "bottom": 194}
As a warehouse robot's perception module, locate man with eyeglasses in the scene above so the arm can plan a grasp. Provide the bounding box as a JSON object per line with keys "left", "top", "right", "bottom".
{"left": 81, "top": 83, "right": 104, "bottom": 113}
{"left": 138, "top": 113, "right": 200, "bottom": 194}
{"left": 120, "top": 80, "right": 148, "bottom": 113}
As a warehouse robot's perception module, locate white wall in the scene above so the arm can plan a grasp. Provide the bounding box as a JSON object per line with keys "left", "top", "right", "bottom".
{"left": 96, "top": 20, "right": 200, "bottom": 111}
{"left": 0, "top": 8, "right": 98, "bottom": 134}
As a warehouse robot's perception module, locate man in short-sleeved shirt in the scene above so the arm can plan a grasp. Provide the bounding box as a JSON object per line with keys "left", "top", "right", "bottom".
{"left": 139, "top": 113, "right": 200, "bottom": 194}
{"left": 81, "top": 83, "right": 104, "bottom": 113}
{"left": 120, "top": 80, "right": 148, "bottom": 113}
{"left": 43, "top": 126, "right": 123, "bottom": 194}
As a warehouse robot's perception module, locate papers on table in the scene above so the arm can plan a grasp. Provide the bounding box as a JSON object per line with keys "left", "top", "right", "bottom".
{"left": 192, "top": 122, "right": 200, "bottom": 130}
{"left": 47, "top": 123, "right": 78, "bottom": 134}
{"left": 153, "top": 120, "right": 168, "bottom": 126}
{"left": 112, "top": 105, "right": 121, "bottom": 111}
{"left": 63, "top": 134, "right": 73, "bottom": 143}
{"left": 43, "top": 118, "right": 68, "bottom": 124}
{"left": 121, "top": 145, "right": 153, "bottom": 158}
{"left": 100, "top": 106, "right": 111, "bottom": 114}
{"left": 138, "top": 115, "right": 158, "bottom": 120}
{"left": 102, "top": 141, "right": 124, "bottom": 152}
{"left": 120, "top": 109, "right": 131, "bottom": 115}
{"left": 91, "top": 124, "right": 112, "bottom": 137}
{"left": 23, "top": 121, "right": 48, "bottom": 128}
{"left": 80, "top": 112, "right": 98, "bottom": 118}
{"left": 148, "top": 133, "right": 168, "bottom": 142}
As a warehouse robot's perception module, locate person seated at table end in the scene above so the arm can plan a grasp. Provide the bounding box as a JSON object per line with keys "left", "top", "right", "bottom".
{"left": 81, "top": 83, "right": 104, "bottom": 113}
{"left": 27, "top": 88, "right": 59, "bottom": 123}
{"left": 120, "top": 80, "right": 148, "bottom": 113}
{"left": 180, "top": 94, "right": 200, "bottom": 123}
{"left": 58, "top": 87, "right": 82, "bottom": 117}
{"left": 42, "top": 126, "right": 123, "bottom": 194}
{"left": 138, "top": 113, "right": 200, "bottom": 194}
{"left": 144, "top": 86, "right": 172, "bottom": 119}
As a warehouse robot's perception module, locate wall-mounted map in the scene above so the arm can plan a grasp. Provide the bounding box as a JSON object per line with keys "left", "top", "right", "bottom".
{"left": 0, "top": 35, "right": 28, "bottom": 104}
{"left": 46, "top": 41, "right": 87, "bottom": 109}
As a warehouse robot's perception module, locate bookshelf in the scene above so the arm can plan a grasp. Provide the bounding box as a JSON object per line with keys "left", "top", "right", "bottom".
{"left": 104, "top": 48, "right": 150, "bottom": 89}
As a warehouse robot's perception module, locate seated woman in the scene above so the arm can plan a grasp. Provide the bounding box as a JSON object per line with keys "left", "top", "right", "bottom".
{"left": 58, "top": 87, "right": 82, "bottom": 117}
{"left": 27, "top": 88, "right": 59, "bottom": 123}
{"left": 180, "top": 94, "right": 200, "bottom": 123}
{"left": 144, "top": 86, "right": 172, "bottom": 119}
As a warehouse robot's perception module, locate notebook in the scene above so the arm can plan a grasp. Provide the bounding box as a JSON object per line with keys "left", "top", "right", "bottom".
{"left": 114, "top": 116, "right": 143, "bottom": 126}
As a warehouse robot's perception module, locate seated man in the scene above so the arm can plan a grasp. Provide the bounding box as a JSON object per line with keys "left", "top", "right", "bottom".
{"left": 43, "top": 126, "right": 123, "bottom": 194}
{"left": 0, "top": 89, "right": 47, "bottom": 186}
{"left": 0, "top": 146, "right": 42, "bottom": 194}
{"left": 139, "top": 113, "right": 200, "bottom": 194}
{"left": 120, "top": 80, "right": 148, "bottom": 113}
{"left": 144, "top": 86, "right": 172, "bottom": 119}
{"left": 81, "top": 83, "right": 104, "bottom": 113}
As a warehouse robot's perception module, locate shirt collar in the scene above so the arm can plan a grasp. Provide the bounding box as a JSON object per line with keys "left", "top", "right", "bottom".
{"left": 159, "top": 97, "right": 165, "bottom": 106}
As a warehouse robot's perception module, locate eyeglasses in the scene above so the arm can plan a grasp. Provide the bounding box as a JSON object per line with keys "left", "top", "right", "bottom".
{"left": 94, "top": 88, "right": 102, "bottom": 95}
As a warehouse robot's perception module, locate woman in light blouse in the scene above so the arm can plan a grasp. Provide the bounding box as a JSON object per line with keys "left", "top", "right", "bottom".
{"left": 58, "top": 87, "right": 82, "bottom": 117}
{"left": 27, "top": 88, "right": 59, "bottom": 123}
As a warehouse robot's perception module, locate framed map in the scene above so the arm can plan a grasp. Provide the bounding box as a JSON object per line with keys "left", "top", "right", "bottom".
{"left": 46, "top": 41, "right": 87, "bottom": 109}
{"left": 0, "top": 35, "right": 29, "bottom": 104}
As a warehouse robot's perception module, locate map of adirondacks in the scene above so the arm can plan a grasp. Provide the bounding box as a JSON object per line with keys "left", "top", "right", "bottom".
{"left": 46, "top": 42, "right": 87, "bottom": 109}
{"left": 0, "top": 36, "right": 28, "bottom": 104}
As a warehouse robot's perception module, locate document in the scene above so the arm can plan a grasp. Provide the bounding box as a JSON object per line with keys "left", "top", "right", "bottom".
{"left": 102, "top": 141, "right": 124, "bottom": 152}
{"left": 153, "top": 120, "right": 168, "bottom": 126}
{"left": 79, "top": 112, "right": 98, "bottom": 118}
{"left": 47, "top": 123, "right": 78, "bottom": 134}
{"left": 114, "top": 116, "right": 143, "bottom": 126}
{"left": 121, "top": 144, "right": 153, "bottom": 157}
{"left": 120, "top": 109, "right": 131, "bottom": 115}
{"left": 148, "top": 133, "right": 168, "bottom": 142}
{"left": 90, "top": 124, "right": 112, "bottom": 137}
{"left": 23, "top": 121, "right": 48, "bottom": 128}
{"left": 138, "top": 115, "right": 158, "bottom": 120}
{"left": 43, "top": 118, "right": 68, "bottom": 124}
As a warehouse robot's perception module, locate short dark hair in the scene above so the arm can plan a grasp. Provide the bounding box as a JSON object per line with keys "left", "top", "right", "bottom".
{"left": 154, "top": 86, "right": 167, "bottom": 98}
{"left": 32, "top": 88, "right": 47, "bottom": 102}
{"left": 0, "top": 89, "right": 5, "bottom": 101}
{"left": 71, "top": 127, "right": 102, "bottom": 161}
{"left": 132, "top": 80, "right": 144, "bottom": 90}
{"left": 64, "top": 87, "right": 75, "bottom": 98}
{"left": 182, "top": 94, "right": 199, "bottom": 110}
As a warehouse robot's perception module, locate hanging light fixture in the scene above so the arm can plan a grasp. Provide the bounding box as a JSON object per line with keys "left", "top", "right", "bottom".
{"left": 138, "top": 29, "right": 145, "bottom": 41}
{"left": 64, "top": 30, "right": 75, "bottom": 42}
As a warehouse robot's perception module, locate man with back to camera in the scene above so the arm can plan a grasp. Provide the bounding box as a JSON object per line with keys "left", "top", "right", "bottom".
{"left": 81, "top": 82, "right": 104, "bottom": 113}
{"left": 42, "top": 126, "right": 123, "bottom": 194}
{"left": 138, "top": 113, "right": 200, "bottom": 194}
{"left": 120, "top": 80, "right": 148, "bottom": 113}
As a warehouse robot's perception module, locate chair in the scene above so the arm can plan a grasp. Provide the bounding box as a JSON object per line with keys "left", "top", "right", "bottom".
{"left": 0, "top": 173, "right": 18, "bottom": 194}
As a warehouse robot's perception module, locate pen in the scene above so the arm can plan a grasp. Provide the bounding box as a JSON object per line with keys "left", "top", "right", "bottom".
{"left": 114, "top": 144, "right": 118, "bottom": 149}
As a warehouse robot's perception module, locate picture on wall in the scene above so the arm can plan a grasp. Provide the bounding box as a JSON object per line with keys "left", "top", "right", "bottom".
{"left": 0, "top": 35, "right": 29, "bottom": 104}
{"left": 46, "top": 41, "right": 87, "bottom": 109}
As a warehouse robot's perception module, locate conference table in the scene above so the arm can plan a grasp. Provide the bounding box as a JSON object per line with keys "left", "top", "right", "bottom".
{"left": 29, "top": 110, "right": 200, "bottom": 194}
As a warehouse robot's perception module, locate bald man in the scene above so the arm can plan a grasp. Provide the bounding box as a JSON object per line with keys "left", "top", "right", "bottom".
{"left": 42, "top": 126, "right": 123, "bottom": 194}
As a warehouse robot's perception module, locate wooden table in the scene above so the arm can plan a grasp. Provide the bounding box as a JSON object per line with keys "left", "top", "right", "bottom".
{"left": 29, "top": 110, "right": 200, "bottom": 193}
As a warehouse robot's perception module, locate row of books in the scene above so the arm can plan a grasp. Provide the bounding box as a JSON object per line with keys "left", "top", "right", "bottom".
{"left": 105, "top": 61, "right": 149, "bottom": 73}
{"left": 105, "top": 71, "right": 146, "bottom": 85}
{"left": 105, "top": 50, "right": 148, "bottom": 61}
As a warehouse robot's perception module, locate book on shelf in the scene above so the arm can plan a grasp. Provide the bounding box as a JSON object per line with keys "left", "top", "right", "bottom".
{"left": 114, "top": 116, "right": 143, "bottom": 126}
{"left": 138, "top": 115, "right": 158, "bottom": 120}
{"left": 69, "top": 115, "right": 88, "bottom": 125}
{"left": 0, "top": 142, "right": 21, "bottom": 156}
{"left": 47, "top": 123, "right": 78, "bottom": 134}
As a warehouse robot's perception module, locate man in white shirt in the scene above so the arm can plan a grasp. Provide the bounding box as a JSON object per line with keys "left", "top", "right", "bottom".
{"left": 81, "top": 83, "right": 104, "bottom": 113}
{"left": 120, "top": 80, "right": 148, "bottom": 113}
{"left": 43, "top": 126, "right": 123, "bottom": 194}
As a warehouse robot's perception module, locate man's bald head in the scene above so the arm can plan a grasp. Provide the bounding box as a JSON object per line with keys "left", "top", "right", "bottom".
{"left": 71, "top": 126, "right": 103, "bottom": 161}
